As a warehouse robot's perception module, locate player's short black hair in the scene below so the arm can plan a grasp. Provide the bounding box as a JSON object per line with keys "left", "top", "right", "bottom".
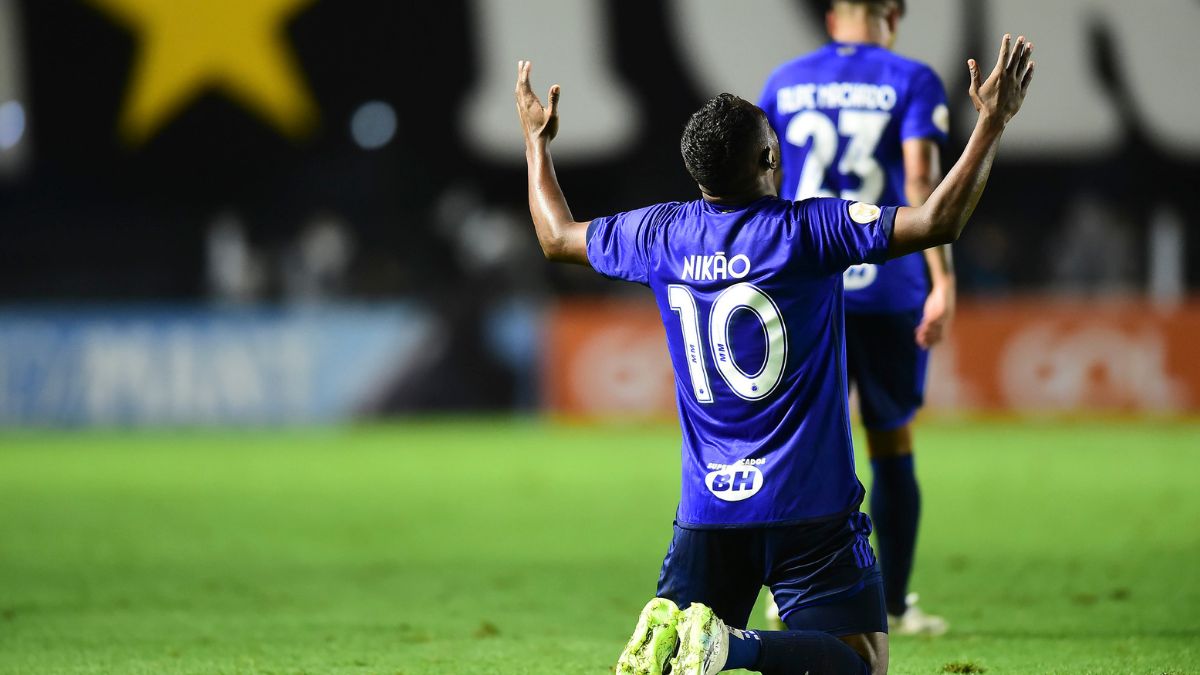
{"left": 680, "top": 93, "right": 766, "bottom": 194}
{"left": 831, "top": 0, "right": 905, "bottom": 17}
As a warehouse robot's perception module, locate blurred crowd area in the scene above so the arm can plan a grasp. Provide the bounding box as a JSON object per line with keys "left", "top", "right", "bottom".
{"left": 0, "top": 0, "right": 1197, "bottom": 418}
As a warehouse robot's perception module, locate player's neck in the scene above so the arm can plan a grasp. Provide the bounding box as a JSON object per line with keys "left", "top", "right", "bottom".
{"left": 699, "top": 183, "right": 776, "bottom": 207}
{"left": 829, "top": 24, "right": 889, "bottom": 48}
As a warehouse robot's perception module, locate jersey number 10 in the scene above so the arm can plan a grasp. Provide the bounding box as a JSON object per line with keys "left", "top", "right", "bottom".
{"left": 786, "top": 110, "right": 890, "bottom": 202}
{"left": 667, "top": 283, "right": 789, "bottom": 403}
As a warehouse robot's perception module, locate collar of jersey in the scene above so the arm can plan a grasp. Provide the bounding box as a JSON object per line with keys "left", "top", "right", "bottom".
{"left": 826, "top": 41, "right": 884, "bottom": 52}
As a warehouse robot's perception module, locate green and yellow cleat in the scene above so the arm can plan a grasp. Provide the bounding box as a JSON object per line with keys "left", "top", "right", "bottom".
{"left": 669, "top": 602, "right": 729, "bottom": 675}
{"left": 615, "top": 597, "right": 682, "bottom": 675}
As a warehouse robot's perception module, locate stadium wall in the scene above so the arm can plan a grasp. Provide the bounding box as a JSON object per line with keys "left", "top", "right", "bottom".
{"left": 542, "top": 298, "right": 1200, "bottom": 418}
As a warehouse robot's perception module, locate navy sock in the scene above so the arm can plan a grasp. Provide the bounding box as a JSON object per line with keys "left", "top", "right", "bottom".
{"left": 749, "top": 630, "right": 869, "bottom": 675}
{"left": 724, "top": 628, "right": 761, "bottom": 670}
{"left": 870, "top": 453, "right": 921, "bottom": 616}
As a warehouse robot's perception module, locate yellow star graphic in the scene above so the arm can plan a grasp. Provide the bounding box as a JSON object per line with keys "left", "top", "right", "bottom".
{"left": 87, "top": 0, "right": 319, "bottom": 144}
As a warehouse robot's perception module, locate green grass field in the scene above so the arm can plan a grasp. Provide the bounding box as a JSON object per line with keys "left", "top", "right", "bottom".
{"left": 0, "top": 419, "right": 1197, "bottom": 674}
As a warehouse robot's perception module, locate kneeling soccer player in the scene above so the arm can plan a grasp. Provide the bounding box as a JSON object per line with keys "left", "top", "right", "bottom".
{"left": 515, "top": 33, "right": 1034, "bottom": 675}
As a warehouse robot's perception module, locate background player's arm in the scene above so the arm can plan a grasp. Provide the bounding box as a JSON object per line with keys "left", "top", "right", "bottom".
{"left": 903, "top": 138, "right": 956, "bottom": 347}
{"left": 515, "top": 60, "right": 590, "bottom": 265}
{"left": 890, "top": 35, "right": 1034, "bottom": 258}
{"left": 917, "top": 243, "right": 955, "bottom": 347}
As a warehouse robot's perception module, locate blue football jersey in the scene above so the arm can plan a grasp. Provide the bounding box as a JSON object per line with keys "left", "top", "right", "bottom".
{"left": 759, "top": 42, "right": 948, "bottom": 313}
{"left": 586, "top": 196, "right": 897, "bottom": 527}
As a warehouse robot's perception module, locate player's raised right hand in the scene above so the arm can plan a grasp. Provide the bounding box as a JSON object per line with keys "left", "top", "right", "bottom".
{"left": 968, "top": 34, "right": 1035, "bottom": 125}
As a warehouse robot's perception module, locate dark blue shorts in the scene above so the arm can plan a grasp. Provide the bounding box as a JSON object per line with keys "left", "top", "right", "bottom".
{"left": 655, "top": 512, "right": 888, "bottom": 636}
{"left": 845, "top": 309, "right": 930, "bottom": 431}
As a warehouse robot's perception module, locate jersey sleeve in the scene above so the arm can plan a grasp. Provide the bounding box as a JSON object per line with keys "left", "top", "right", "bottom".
{"left": 792, "top": 198, "right": 897, "bottom": 273}
{"left": 585, "top": 203, "right": 672, "bottom": 284}
{"left": 900, "top": 66, "right": 949, "bottom": 144}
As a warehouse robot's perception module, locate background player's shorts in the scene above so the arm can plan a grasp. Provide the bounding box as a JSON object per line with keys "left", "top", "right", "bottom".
{"left": 845, "top": 309, "right": 930, "bottom": 431}
{"left": 655, "top": 511, "right": 887, "bottom": 636}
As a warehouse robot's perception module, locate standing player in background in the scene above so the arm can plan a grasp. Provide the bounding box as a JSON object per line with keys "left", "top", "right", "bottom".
{"left": 517, "top": 30, "right": 1032, "bottom": 674}
{"left": 760, "top": 0, "right": 953, "bottom": 635}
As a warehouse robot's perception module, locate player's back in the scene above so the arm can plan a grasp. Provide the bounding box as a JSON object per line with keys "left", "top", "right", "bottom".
{"left": 759, "top": 43, "right": 948, "bottom": 312}
{"left": 760, "top": 43, "right": 946, "bottom": 206}
{"left": 586, "top": 195, "right": 897, "bottom": 527}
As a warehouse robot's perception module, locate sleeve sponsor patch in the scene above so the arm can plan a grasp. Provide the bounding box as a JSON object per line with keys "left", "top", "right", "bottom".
{"left": 848, "top": 202, "right": 882, "bottom": 224}
{"left": 933, "top": 103, "right": 950, "bottom": 134}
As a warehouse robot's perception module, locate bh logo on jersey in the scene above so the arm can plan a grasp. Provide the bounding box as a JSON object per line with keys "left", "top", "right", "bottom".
{"left": 844, "top": 263, "right": 878, "bottom": 290}
{"left": 705, "top": 462, "right": 764, "bottom": 502}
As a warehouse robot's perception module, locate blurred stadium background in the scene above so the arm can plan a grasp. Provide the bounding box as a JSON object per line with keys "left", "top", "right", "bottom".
{"left": 0, "top": 0, "right": 1197, "bottom": 423}
{"left": 0, "top": 1, "right": 1198, "bottom": 673}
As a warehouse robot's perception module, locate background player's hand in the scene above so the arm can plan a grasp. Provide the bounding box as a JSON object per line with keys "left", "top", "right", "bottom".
{"left": 968, "top": 34, "right": 1035, "bottom": 125}
{"left": 515, "top": 60, "right": 560, "bottom": 147}
{"left": 916, "top": 282, "right": 955, "bottom": 349}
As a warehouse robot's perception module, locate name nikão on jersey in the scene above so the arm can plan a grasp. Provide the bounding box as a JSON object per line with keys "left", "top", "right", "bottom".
{"left": 682, "top": 251, "right": 752, "bottom": 282}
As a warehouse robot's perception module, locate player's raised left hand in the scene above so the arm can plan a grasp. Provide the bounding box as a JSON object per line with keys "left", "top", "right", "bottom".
{"left": 515, "top": 60, "right": 560, "bottom": 147}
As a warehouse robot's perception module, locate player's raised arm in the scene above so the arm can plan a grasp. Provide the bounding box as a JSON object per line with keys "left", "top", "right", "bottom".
{"left": 515, "top": 60, "right": 590, "bottom": 265}
{"left": 889, "top": 34, "right": 1035, "bottom": 258}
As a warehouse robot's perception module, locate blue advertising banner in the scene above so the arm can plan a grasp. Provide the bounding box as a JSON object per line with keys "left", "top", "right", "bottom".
{"left": 0, "top": 305, "right": 435, "bottom": 425}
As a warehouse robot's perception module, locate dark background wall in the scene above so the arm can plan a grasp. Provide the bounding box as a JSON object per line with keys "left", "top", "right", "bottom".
{"left": 1, "top": 0, "right": 1195, "bottom": 302}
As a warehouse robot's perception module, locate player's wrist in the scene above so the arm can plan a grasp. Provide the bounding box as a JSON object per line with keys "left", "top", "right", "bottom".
{"left": 974, "top": 112, "right": 1006, "bottom": 136}
{"left": 931, "top": 273, "right": 956, "bottom": 289}
{"left": 524, "top": 136, "right": 551, "bottom": 157}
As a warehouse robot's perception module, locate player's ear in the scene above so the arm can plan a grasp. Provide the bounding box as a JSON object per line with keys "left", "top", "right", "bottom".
{"left": 770, "top": 148, "right": 783, "bottom": 194}
{"left": 760, "top": 147, "right": 776, "bottom": 171}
